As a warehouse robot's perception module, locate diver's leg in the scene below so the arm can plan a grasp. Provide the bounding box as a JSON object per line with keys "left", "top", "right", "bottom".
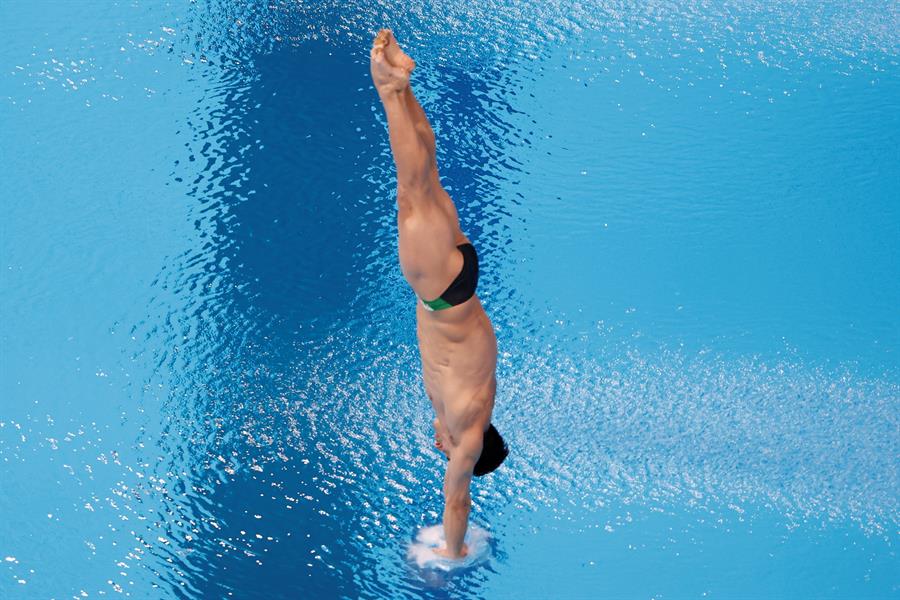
{"left": 371, "top": 40, "right": 434, "bottom": 192}
{"left": 381, "top": 30, "right": 437, "bottom": 167}
{"left": 379, "top": 89, "right": 434, "bottom": 191}
{"left": 403, "top": 86, "right": 437, "bottom": 168}
{"left": 375, "top": 31, "right": 454, "bottom": 278}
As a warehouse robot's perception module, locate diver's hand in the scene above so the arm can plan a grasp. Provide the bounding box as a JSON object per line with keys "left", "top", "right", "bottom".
{"left": 433, "top": 543, "right": 469, "bottom": 560}
{"left": 433, "top": 418, "right": 450, "bottom": 459}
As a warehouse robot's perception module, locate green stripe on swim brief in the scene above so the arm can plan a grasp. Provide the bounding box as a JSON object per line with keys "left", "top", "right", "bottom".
{"left": 421, "top": 296, "right": 453, "bottom": 311}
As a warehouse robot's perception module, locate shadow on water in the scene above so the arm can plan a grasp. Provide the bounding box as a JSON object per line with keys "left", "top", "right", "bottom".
{"left": 152, "top": 39, "right": 384, "bottom": 600}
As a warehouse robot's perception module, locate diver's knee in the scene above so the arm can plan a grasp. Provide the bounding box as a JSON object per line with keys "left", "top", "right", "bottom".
{"left": 396, "top": 179, "right": 432, "bottom": 204}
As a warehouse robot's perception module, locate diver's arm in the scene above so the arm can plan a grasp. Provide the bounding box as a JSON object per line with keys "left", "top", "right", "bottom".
{"left": 441, "top": 429, "right": 482, "bottom": 557}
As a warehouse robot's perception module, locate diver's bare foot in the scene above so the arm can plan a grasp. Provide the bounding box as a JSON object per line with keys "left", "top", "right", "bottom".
{"left": 381, "top": 29, "right": 415, "bottom": 72}
{"left": 371, "top": 30, "right": 411, "bottom": 95}
{"left": 373, "top": 29, "right": 389, "bottom": 53}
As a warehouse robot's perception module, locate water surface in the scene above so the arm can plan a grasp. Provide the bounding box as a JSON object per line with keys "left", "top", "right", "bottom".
{"left": 2, "top": 1, "right": 898, "bottom": 598}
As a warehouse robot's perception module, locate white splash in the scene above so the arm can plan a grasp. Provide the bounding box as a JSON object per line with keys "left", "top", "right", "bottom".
{"left": 407, "top": 524, "right": 491, "bottom": 571}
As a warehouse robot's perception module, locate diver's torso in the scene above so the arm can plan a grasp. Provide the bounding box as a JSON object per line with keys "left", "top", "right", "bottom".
{"left": 395, "top": 182, "right": 496, "bottom": 428}
{"left": 416, "top": 297, "right": 497, "bottom": 432}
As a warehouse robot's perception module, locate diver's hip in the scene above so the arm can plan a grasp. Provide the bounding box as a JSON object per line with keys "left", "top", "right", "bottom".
{"left": 416, "top": 305, "right": 496, "bottom": 347}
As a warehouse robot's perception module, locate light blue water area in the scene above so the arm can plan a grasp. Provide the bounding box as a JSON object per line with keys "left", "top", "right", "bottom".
{"left": 1, "top": 1, "right": 898, "bottom": 598}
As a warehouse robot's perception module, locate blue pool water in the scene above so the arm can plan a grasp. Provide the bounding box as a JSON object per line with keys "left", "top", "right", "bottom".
{"left": 1, "top": 1, "right": 898, "bottom": 598}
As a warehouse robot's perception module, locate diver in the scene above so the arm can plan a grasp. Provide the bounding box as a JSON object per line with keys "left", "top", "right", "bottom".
{"left": 370, "top": 29, "right": 509, "bottom": 559}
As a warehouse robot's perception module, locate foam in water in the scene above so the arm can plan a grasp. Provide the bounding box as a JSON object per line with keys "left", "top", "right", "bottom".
{"left": 407, "top": 524, "right": 492, "bottom": 571}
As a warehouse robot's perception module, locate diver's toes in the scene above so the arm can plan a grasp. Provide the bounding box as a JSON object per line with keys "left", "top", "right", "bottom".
{"left": 373, "top": 29, "right": 389, "bottom": 50}
{"left": 382, "top": 29, "right": 415, "bottom": 72}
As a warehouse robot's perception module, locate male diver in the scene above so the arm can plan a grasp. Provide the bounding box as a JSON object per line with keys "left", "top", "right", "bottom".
{"left": 370, "top": 29, "right": 508, "bottom": 559}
